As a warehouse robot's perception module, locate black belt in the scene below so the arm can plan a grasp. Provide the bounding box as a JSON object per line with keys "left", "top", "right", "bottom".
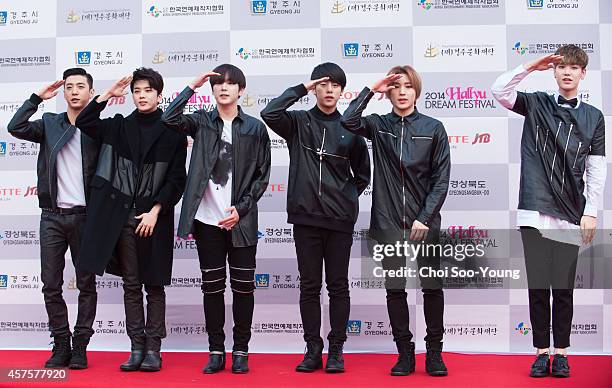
{"left": 42, "top": 206, "right": 87, "bottom": 215}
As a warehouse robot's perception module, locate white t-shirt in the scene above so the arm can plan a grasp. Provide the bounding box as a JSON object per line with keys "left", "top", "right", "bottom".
{"left": 56, "top": 127, "right": 86, "bottom": 208}
{"left": 195, "top": 118, "right": 233, "bottom": 227}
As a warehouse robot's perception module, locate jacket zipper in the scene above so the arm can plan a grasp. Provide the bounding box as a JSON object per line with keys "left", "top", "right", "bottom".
{"left": 318, "top": 127, "right": 327, "bottom": 196}
{"left": 549, "top": 121, "right": 562, "bottom": 182}
{"left": 400, "top": 117, "right": 406, "bottom": 240}
{"left": 573, "top": 141, "right": 582, "bottom": 168}
{"left": 411, "top": 136, "right": 432, "bottom": 140}
{"left": 560, "top": 123, "right": 573, "bottom": 192}
{"left": 48, "top": 126, "right": 71, "bottom": 209}
{"left": 535, "top": 125, "right": 539, "bottom": 151}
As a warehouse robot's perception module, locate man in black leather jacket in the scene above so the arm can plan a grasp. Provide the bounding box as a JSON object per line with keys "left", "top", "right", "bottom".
{"left": 161, "top": 64, "right": 270, "bottom": 375}
{"left": 7, "top": 68, "right": 99, "bottom": 370}
{"left": 341, "top": 65, "right": 451, "bottom": 377}
{"left": 261, "top": 63, "right": 370, "bottom": 374}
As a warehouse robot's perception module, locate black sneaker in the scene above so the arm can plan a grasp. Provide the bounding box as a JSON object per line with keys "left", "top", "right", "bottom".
{"left": 45, "top": 336, "right": 72, "bottom": 368}
{"left": 551, "top": 354, "right": 570, "bottom": 378}
{"left": 425, "top": 343, "right": 448, "bottom": 377}
{"left": 296, "top": 342, "right": 323, "bottom": 373}
{"left": 325, "top": 343, "right": 345, "bottom": 373}
{"left": 529, "top": 353, "right": 550, "bottom": 378}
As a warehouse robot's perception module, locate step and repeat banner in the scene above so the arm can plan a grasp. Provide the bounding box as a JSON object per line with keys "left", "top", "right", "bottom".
{"left": 1, "top": 0, "right": 611, "bottom": 355}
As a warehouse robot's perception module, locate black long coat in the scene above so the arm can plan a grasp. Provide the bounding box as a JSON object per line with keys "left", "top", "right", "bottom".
{"left": 75, "top": 98, "right": 187, "bottom": 285}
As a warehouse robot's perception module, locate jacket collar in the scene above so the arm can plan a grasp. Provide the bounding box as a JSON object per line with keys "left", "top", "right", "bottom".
{"left": 389, "top": 107, "right": 419, "bottom": 123}
{"left": 210, "top": 105, "right": 247, "bottom": 123}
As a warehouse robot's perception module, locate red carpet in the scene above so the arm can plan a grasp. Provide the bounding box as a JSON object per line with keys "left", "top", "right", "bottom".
{"left": 0, "top": 351, "right": 610, "bottom": 388}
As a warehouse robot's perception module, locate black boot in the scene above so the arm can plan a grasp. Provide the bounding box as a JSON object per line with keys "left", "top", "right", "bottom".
{"left": 68, "top": 336, "right": 89, "bottom": 370}
{"left": 139, "top": 351, "right": 162, "bottom": 372}
{"left": 45, "top": 336, "right": 72, "bottom": 368}
{"left": 295, "top": 342, "right": 323, "bottom": 372}
{"left": 425, "top": 342, "right": 448, "bottom": 377}
{"left": 325, "top": 343, "right": 345, "bottom": 373}
{"left": 120, "top": 339, "right": 146, "bottom": 372}
{"left": 231, "top": 351, "right": 249, "bottom": 374}
{"left": 203, "top": 352, "right": 226, "bottom": 374}
{"left": 390, "top": 341, "right": 415, "bottom": 376}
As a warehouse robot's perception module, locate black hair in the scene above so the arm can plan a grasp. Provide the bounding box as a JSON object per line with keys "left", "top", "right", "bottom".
{"left": 62, "top": 68, "right": 93, "bottom": 89}
{"left": 210, "top": 63, "right": 246, "bottom": 90}
{"left": 310, "top": 62, "right": 347, "bottom": 89}
{"left": 130, "top": 67, "right": 164, "bottom": 94}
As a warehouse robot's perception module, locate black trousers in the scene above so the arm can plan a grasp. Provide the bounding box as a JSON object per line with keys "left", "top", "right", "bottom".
{"left": 116, "top": 210, "right": 166, "bottom": 351}
{"left": 520, "top": 227, "right": 579, "bottom": 349}
{"left": 193, "top": 221, "right": 256, "bottom": 353}
{"left": 381, "top": 241, "right": 444, "bottom": 348}
{"left": 40, "top": 209, "right": 97, "bottom": 339}
{"left": 293, "top": 224, "right": 353, "bottom": 346}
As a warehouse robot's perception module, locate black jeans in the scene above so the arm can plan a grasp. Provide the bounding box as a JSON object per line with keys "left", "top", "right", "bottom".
{"left": 293, "top": 224, "right": 353, "bottom": 346}
{"left": 40, "top": 209, "right": 97, "bottom": 339}
{"left": 520, "top": 227, "right": 579, "bottom": 349}
{"left": 116, "top": 210, "right": 166, "bottom": 351}
{"left": 381, "top": 239, "right": 444, "bottom": 348}
{"left": 193, "top": 221, "right": 256, "bottom": 353}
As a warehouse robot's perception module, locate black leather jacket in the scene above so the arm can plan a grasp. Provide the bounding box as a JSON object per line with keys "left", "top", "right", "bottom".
{"left": 162, "top": 86, "right": 271, "bottom": 247}
{"left": 7, "top": 93, "right": 100, "bottom": 209}
{"left": 261, "top": 84, "right": 370, "bottom": 234}
{"left": 341, "top": 87, "right": 451, "bottom": 241}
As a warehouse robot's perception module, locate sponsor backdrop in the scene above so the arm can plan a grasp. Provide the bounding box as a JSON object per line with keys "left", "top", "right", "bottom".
{"left": 0, "top": 0, "right": 611, "bottom": 355}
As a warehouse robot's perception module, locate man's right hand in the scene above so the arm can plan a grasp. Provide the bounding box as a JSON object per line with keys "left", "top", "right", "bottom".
{"left": 188, "top": 71, "right": 221, "bottom": 91}
{"left": 36, "top": 80, "right": 65, "bottom": 100}
{"left": 524, "top": 54, "right": 564, "bottom": 72}
{"left": 370, "top": 73, "right": 402, "bottom": 93}
{"left": 303, "top": 77, "right": 330, "bottom": 91}
{"left": 97, "top": 75, "right": 133, "bottom": 103}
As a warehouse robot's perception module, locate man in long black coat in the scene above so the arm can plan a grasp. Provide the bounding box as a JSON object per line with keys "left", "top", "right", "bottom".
{"left": 76, "top": 68, "right": 186, "bottom": 372}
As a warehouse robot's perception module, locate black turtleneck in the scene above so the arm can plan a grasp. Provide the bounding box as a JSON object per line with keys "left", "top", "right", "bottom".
{"left": 310, "top": 104, "right": 342, "bottom": 122}
{"left": 131, "top": 108, "right": 163, "bottom": 164}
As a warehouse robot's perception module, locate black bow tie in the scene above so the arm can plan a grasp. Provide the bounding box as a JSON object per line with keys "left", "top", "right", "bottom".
{"left": 557, "top": 95, "right": 578, "bottom": 108}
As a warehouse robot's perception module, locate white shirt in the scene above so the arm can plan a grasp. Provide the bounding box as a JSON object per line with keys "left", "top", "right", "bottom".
{"left": 491, "top": 64, "right": 607, "bottom": 246}
{"left": 195, "top": 119, "right": 234, "bottom": 227}
{"left": 56, "top": 126, "right": 86, "bottom": 208}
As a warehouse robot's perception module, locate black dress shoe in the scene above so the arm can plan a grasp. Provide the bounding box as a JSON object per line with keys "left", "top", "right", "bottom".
{"left": 45, "top": 336, "right": 72, "bottom": 369}
{"left": 425, "top": 342, "right": 448, "bottom": 377}
{"left": 325, "top": 343, "right": 345, "bottom": 373}
{"left": 139, "top": 350, "right": 162, "bottom": 372}
{"left": 551, "top": 354, "right": 570, "bottom": 378}
{"left": 203, "top": 352, "right": 226, "bottom": 374}
{"left": 120, "top": 350, "right": 145, "bottom": 372}
{"left": 295, "top": 342, "right": 323, "bottom": 373}
{"left": 232, "top": 352, "right": 249, "bottom": 374}
{"left": 390, "top": 341, "right": 415, "bottom": 376}
{"left": 68, "top": 336, "right": 89, "bottom": 370}
{"left": 530, "top": 353, "right": 550, "bottom": 378}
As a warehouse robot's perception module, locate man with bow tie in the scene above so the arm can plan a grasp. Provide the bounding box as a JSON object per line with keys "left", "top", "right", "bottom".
{"left": 492, "top": 45, "right": 606, "bottom": 378}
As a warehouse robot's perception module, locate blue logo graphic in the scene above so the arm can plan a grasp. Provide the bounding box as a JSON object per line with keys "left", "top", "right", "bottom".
{"left": 76, "top": 51, "right": 91, "bottom": 65}
{"left": 0, "top": 275, "right": 8, "bottom": 289}
{"left": 251, "top": 1, "right": 267, "bottom": 14}
{"left": 346, "top": 320, "right": 362, "bottom": 335}
{"left": 343, "top": 43, "right": 359, "bottom": 58}
{"left": 255, "top": 274, "right": 270, "bottom": 288}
